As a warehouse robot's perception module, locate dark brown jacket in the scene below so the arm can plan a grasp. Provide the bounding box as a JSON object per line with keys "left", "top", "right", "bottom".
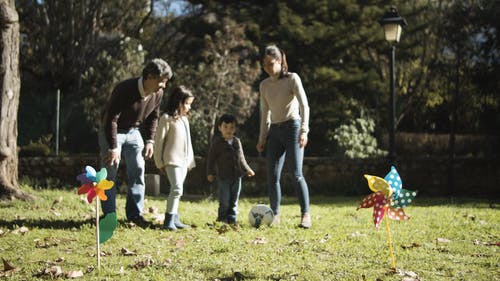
{"left": 207, "top": 135, "right": 252, "bottom": 181}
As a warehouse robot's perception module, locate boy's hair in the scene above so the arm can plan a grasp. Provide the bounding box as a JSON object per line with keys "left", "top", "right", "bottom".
{"left": 142, "top": 58, "right": 173, "bottom": 80}
{"left": 263, "top": 44, "right": 289, "bottom": 78}
{"left": 165, "top": 85, "right": 194, "bottom": 117}
{"left": 218, "top": 114, "right": 237, "bottom": 126}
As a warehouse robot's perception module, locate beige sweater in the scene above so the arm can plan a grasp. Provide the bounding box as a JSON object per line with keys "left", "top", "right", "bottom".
{"left": 153, "top": 114, "right": 195, "bottom": 170}
{"left": 258, "top": 72, "right": 310, "bottom": 143}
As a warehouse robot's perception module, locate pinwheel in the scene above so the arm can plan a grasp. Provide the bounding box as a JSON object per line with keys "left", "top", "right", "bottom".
{"left": 77, "top": 166, "right": 114, "bottom": 203}
{"left": 357, "top": 166, "right": 417, "bottom": 269}
{"left": 76, "top": 165, "right": 116, "bottom": 269}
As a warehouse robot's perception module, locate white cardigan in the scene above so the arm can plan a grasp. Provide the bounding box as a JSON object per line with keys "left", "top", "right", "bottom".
{"left": 153, "top": 114, "right": 195, "bottom": 170}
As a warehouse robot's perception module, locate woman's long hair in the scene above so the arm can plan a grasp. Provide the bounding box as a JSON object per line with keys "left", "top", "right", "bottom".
{"left": 263, "top": 44, "right": 289, "bottom": 78}
{"left": 164, "top": 85, "right": 194, "bottom": 118}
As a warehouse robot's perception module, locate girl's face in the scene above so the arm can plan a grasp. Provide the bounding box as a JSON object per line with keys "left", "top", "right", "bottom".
{"left": 263, "top": 55, "right": 281, "bottom": 77}
{"left": 180, "top": 97, "right": 194, "bottom": 115}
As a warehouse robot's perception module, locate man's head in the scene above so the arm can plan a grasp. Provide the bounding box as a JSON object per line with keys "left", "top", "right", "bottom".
{"left": 218, "top": 114, "right": 237, "bottom": 140}
{"left": 142, "top": 58, "right": 173, "bottom": 94}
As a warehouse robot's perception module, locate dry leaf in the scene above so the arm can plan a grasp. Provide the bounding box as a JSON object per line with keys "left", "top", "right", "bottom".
{"left": 0, "top": 229, "right": 4, "bottom": 236}
{"left": 436, "top": 238, "right": 451, "bottom": 243}
{"left": 319, "top": 234, "right": 330, "bottom": 243}
{"left": 249, "top": 237, "right": 267, "bottom": 245}
{"left": 52, "top": 196, "right": 63, "bottom": 206}
{"left": 65, "top": 270, "right": 83, "bottom": 278}
{"left": 121, "top": 247, "right": 137, "bottom": 256}
{"left": 147, "top": 207, "right": 158, "bottom": 214}
{"left": 401, "top": 242, "right": 421, "bottom": 249}
{"left": 118, "top": 266, "right": 125, "bottom": 275}
{"left": 131, "top": 257, "right": 154, "bottom": 270}
{"left": 11, "top": 226, "right": 29, "bottom": 235}
{"left": 175, "top": 239, "right": 186, "bottom": 248}
{"left": 34, "top": 266, "right": 63, "bottom": 278}
{"left": 2, "top": 258, "right": 15, "bottom": 271}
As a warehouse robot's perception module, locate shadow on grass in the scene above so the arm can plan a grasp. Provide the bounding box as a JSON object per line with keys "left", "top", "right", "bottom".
{"left": 0, "top": 218, "right": 167, "bottom": 230}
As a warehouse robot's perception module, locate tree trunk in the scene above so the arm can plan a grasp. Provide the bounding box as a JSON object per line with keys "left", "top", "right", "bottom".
{"left": 0, "top": 0, "right": 32, "bottom": 200}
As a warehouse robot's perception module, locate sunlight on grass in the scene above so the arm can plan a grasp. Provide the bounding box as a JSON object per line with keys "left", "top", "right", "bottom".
{"left": 0, "top": 186, "right": 498, "bottom": 280}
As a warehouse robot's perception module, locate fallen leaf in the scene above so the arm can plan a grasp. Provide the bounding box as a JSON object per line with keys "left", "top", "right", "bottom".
{"left": 65, "top": 270, "right": 83, "bottom": 278}
{"left": 401, "top": 242, "right": 421, "bottom": 249}
{"left": 248, "top": 237, "right": 267, "bottom": 245}
{"left": 0, "top": 229, "right": 4, "bottom": 236}
{"left": 11, "top": 226, "right": 29, "bottom": 235}
{"left": 52, "top": 196, "right": 63, "bottom": 206}
{"left": 131, "top": 257, "right": 154, "bottom": 270}
{"left": 50, "top": 208, "right": 61, "bottom": 216}
{"left": 2, "top": 258, "right": 15, "bottom": 271}
{"left": 118, "top": 266, "right": 125, "bottom": 275}
{"left": 175, "top": 239, "right": 186, "bottom": 248}
{"left": 350, "top": 231, "right": 366, "bottom": 237}
{"left": 319, "top": 233, "right": 331, "bottom": 243}
{"left": 436, "top": 238, "right": 451, "bottom": 243}
{"left": 33, "top": 266, "right": 63, "bottom": 278}
{"left": 121, "top": 247, "right": 137, "bottom": 256}
{"left": 147, "top": 207, "right": 158, "bottom": 214}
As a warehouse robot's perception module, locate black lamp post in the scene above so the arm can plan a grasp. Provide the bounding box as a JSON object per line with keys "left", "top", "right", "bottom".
{"left": 379, "top": 6, "right": 407, "bottom": 165}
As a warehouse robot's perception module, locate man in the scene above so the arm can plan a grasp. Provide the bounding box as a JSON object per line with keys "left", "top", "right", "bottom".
{"left": 99, "top": 58, "right": 173, "bottom": 226}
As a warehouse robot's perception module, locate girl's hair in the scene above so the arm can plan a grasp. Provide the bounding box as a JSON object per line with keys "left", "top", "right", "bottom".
{"left": 263, "top": 44, "right": 289, "bottom": 78}
{"left": 165, "top": 85, "right": 194, "bottom": 118}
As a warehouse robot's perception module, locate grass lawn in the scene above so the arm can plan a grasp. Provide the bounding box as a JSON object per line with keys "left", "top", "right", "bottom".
{"left": 0, "top": 185, "right": 498, "bottom": 280}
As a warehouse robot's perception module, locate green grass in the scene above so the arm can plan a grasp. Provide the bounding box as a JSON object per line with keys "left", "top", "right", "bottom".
{"left": 0, "top": 185, "right": 499, "bottom": 280}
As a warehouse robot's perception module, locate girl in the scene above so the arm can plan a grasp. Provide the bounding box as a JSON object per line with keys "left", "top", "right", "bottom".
{"left": 153, "top": 85, "right": 195, "bottom": 231}
{"left": 256, "top": 45, "right": 312, "bottom": 228}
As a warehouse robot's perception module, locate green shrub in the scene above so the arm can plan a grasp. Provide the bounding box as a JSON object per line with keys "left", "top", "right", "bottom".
{"left": 19, "top": 142, "right": 51, "bottom": 157}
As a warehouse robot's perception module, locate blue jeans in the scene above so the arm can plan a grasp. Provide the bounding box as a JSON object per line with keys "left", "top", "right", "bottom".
{"left": 217, "top": 178, "right": 242, "bottom": 223}
{"left": 98, "top": 128, "right": 145, "bottom": 220}
{"left": 266, "top": 119, "right": 310, "bottom": 215}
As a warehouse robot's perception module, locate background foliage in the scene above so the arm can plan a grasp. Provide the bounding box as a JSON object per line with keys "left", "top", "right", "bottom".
{"left": 16, "top": 0, "right": 500, "bottom": 157}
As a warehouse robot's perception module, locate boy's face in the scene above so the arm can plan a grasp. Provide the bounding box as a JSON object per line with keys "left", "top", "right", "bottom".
{"left": 218, "top": 121, "right": 236, "bottom": 140}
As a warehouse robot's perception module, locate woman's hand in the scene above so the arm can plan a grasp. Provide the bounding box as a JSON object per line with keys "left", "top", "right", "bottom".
{"left": 299, "top": 133, "right": 308, "bottom": 148}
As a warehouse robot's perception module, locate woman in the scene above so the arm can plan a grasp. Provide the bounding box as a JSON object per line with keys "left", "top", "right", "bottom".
{"left": 256, "top": 45, "right": 311, "bottom": 228}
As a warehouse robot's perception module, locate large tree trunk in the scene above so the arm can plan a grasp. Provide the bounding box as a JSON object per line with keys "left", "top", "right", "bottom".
{"left": 0, "top": 0, "right": 32, "bottom": 200}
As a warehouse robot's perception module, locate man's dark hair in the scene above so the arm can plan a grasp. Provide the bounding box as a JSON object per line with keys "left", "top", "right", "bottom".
{"left": 142, "top": 58, "right": 173, "bottom": 80}
{"left": 218, "top": 114, "right": 237, "bottom": 126}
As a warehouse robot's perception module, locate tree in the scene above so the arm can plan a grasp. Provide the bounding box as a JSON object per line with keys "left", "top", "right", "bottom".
{"left": 0, "top": 0, "right": 31, "bottom": 200}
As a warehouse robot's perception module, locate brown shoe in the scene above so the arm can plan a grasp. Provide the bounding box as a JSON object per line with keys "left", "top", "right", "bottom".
{"left": 299, "top": 213, "right": 311, "bottom": 228}
{"left": 272, "top": 214, "right": 281, "bottom": 225}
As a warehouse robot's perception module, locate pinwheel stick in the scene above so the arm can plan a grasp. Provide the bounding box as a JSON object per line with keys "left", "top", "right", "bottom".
{"left": 96, "top": 198, "right": 101, "bottom": 270}
{"left": 384, "top": 212, "right": 396, "bottom": 269}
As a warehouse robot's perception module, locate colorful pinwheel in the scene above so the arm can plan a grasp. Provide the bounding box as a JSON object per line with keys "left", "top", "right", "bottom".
{"left": 357, "top": 166, "right": 417, "bottom": 269}
{"left": 76, "top": 165, "right": 116, "bottom": 269}
{"left": 77, "top": 166, "right": 114, "bottom": 203}
{"left": 358, "top": 166, "right": 417, "bottom": 228}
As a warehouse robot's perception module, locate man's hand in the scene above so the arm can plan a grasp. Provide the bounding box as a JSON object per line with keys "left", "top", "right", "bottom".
{"left": 106, "top": 150, "right": 120, "bottom": 166}
{"left": 144, "top": 143, "right": 154, "bottom": 159}
{"left": 207, "top": 175, "right": 215, "bottom": 182}
{"left": 256, "top": 142, "right": 265, "bottom": 153}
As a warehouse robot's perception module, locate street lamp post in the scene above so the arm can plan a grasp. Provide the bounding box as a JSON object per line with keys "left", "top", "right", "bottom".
{"left": 379, "top": 6, "right": 407, "bottom": 166}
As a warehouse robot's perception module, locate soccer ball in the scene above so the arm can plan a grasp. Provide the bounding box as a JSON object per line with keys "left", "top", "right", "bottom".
{"left": 248, "top": 204, "right": 274, "bottom": 228}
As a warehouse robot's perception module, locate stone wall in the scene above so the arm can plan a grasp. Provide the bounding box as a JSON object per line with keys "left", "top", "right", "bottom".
{"left": 18, "top": 155, "right": 500, "bottom": 198}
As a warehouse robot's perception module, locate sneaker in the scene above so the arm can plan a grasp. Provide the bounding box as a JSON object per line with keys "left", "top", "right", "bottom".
{"left": 128, "top": 216, "right": 151, "bottom": 228}
{"left": 272, "top": 214, "right": 281, "bottom": 225}
{"left": 299, "top": 213, "right": 311, "bottom": 229}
